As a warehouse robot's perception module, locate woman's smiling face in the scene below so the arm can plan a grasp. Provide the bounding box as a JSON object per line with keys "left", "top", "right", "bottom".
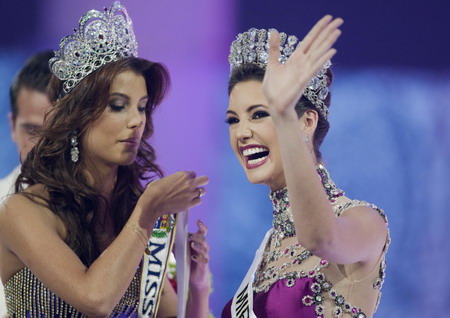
{"left": 227, "top": 80, "right": 288, "bottom": 190}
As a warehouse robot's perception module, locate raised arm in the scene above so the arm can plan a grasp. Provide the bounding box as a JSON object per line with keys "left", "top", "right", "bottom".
{"left": 262, "top": 16, "right": 387, "bottom": 265}
{"left": 0, "top": 171, "right": 208, "bottom": 317}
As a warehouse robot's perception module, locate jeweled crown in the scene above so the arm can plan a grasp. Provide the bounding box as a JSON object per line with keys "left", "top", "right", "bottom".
{"left": 49, "top": 1, "right": 138, "bottom": 94}
{"left": 229, "top": 28, "right": 331, "bottom": 119}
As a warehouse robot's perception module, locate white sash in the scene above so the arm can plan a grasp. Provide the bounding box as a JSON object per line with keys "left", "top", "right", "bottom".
{"left": 231, "top": 229, "right": 272, "bottom": 318}
{"left": 138, "top": 214, "right": 177, "bottom": 317}
{"left": 174, "top": 210, "right": 190, "bottom": 318}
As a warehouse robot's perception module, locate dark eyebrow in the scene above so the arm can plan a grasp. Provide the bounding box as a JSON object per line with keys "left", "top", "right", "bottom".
{"left": 20, "top": 123, "right": 41, "bottom": 129}
{"left": 110, "top": 93, "right": 129, "bottom": 100}
{"left": 247, "top": 104, "right": 267, "bottom": 112}
{"left": 110, "top": 92, "right": 149, "bottom": 102}
{"left": 226, "top": 104, "right": 268, "bottom": 116}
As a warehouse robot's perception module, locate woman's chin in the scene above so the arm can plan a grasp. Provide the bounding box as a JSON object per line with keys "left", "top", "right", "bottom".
{"left": 244, "top": 171, "right": 270, "bottom": 186}
{"left": 117, "top": 155, "right": 138, "bottom": 167}
{"left": 244, "top": 168, "right": 285, "bottom": 190}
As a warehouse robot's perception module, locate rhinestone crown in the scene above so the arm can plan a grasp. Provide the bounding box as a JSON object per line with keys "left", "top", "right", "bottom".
{"left": 229, "top": 28, "right": 331, "bottom": 119}
{"left": 49, "top": 1, "right": 138, "bottom": 94}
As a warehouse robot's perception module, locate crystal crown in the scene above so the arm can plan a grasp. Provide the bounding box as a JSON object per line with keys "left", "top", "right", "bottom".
{"left": 229, "top": 28, "right": 331, "bottom": 119}
{"left": 49, "top": 1, "right": 138, "bottom": 94}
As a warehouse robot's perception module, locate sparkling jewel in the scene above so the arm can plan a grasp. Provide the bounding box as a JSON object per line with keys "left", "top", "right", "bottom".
{"left": 286, "top": 278, "right": 295, "bottom": 288}
{"left": 315, "top": 304, "right": 324, "bottom": 315}
{"left": 228, "top": 28, "right": 331, "bottom": 119}
{"left": 70, "top": 147, "right": 79, "bottom": 162}
{"left": 70, "top": 136, "right": 78, "bottom": 146}
{"left": 311, "top": 283, "right": 321, "bottom": 293}
{"left": 287, "top": 35, "right": 298, "bottom": 46}
{"left": 50, "top": 1, "right": 138, "bottom": 94}
{"left": 322, "top": 281, "right": 332, "bottom": 291}
{"left": 333, "top": 307, "right": 343, "bottom": 317}
{"left": 319, "top": 87, "right": 329, "bottom": 100}
{"left": 303, "top": 295, "right": 313, "bottom": 306}
{"left": 252, "top": 165, "right": 376, "bottom": 318}
{"left": 315, "top": 295, "right": 324, "bottom": 303}
{"left": 308, "top": 77, "right": 320, "bottom": 90}
{"left": 335, "top": 295, "right": 345, "bottom": 306}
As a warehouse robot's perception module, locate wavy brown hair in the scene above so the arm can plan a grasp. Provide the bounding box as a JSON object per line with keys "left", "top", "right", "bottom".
{"left": 16, "top": 57, "right": 170, "bottom": 265}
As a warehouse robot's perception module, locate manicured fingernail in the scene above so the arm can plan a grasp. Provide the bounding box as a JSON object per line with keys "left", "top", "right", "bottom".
{"left": 191, "top": 255, "right": 198, "bottom": 260}
{"left": 192, "top": 242, "right": 199, "bottom": 249}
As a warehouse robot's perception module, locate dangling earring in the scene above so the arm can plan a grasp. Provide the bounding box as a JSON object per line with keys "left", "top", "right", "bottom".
{"left": 303, "top": 134, "right": 310, "bottom": 144}
{"left": 70, "top": 131, "right": 79, "bottom": 163}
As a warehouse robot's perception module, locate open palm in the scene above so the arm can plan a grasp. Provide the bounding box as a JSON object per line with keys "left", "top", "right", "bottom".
{"left": 262, "top": 15, "right": 343, "bottom": 117}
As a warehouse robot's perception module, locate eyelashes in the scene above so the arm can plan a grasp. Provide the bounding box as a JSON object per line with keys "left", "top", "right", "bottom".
{"left": 225, "top": 117, "right": 239, "bottom": 125}
{"left": 108, "top": 103, "right": 125, "bottom": 112}
{"left": 225, "top": 110, "right": 270, "bottom": 125}
{"left": 252, "top": 110, "right": 269, "bottom": 119}
{"left": 108, "top": 102, "right": 148, "bottom": 113}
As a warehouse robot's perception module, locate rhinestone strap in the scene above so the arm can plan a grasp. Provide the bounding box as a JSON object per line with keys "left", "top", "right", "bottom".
{"left": 253, "top": 165, "right": 385, "bottom": 318}
{"left": 316, "top": 163, "right": 345, "bottom": 203}
{"left": 268, "top": 164, "right": 345, "bottom": 249}
{"left": 5, "top": 266, "right": 140, "bottom": 317}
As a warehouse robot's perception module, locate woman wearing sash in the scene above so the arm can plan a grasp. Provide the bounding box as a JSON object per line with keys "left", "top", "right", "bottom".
{"left": 0, "top": 2, "right": 210, "bottom": 317}
{"left": 222, "top": 16, "right": 390, "bottom": 318}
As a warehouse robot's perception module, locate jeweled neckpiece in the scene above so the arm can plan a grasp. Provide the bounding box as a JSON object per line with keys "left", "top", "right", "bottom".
{"left": 49, "top": 1, "right": 138, "bottom": 94}
{"left": 270, "top": 187, "right": 295, "bottom": 242}
{"left": 228, "top": 28, "right": 331, "bottom": 119}
{"left": 269, "top": 164, "right": 344, "bottom": 245}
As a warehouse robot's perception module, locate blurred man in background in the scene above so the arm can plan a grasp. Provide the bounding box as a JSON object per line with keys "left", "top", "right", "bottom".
{"left": 0, "top": 50, "right": 53, "bottom": 316}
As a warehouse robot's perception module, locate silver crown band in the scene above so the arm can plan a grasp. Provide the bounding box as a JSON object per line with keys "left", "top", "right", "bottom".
{"left": 49, "top": 1, "right": 138, "bottom": 94}
{"left": 229, "top": 28, "right": 331, "bottom": 119}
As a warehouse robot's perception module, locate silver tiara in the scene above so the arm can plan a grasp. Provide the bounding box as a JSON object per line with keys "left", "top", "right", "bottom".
{"left": 49, "top": 1, "right": 138, "bottom": 94}
{"left": 229, "top": 28, "right": 331, "bottom": 119}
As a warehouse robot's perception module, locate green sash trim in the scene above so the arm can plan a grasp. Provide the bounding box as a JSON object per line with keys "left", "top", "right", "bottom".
{"left": 138, "top": 214, "right": 176, "bottom": 317}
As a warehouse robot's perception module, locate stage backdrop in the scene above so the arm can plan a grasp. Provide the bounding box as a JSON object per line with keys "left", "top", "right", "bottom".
{"left": 0, "top": 0, "right": 449, "bottom": 317}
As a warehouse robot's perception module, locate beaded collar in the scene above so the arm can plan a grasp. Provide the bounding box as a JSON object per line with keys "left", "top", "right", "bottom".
{"left": 255, "top": 165, "right": 386, "bottom": 318}
{"left": 269, "top": 163, "right": 344, "bottom": 246}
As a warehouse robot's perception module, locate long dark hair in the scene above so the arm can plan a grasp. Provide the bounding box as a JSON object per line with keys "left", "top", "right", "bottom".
{"left": 16, "top": 57, "right": 170, "bottom": 265}
{"left": 228, "top": 63, "right": 332, "bottom": 161}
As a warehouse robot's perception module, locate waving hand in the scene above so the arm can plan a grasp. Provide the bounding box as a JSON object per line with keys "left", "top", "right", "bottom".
{"left": 262, "top": 15, "right": 343, "bottom": 117}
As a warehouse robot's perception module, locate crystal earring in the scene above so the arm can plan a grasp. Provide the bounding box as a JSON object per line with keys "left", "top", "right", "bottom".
{"left": 70, "top": 131, "right": 79, "bottom": 163}
{"left": 303, "top": 134, "right": 310, "bottom": 144}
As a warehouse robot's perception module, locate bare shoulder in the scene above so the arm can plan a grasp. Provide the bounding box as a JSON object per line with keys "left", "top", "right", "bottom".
{"left": 335, "top": 197, "right": 388, "bottom": 244}
{"left": 341, "top": 198, "right": 388, "bottom": 250}
{"left": 336, "top": 196, "right": 385, "bottom": 218}
{"left": 0, "top": 184, "right": 60, "bottom": 241}
{"left": 0, "top": 184, "right": 69, "bottom": 285}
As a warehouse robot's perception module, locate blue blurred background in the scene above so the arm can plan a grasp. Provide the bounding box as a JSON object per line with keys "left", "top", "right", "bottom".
{"left": 0, "top": 0, "right": 449, "bottom": 317}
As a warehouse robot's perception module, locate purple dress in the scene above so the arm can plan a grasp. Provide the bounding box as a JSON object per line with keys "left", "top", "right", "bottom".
{"left": 222, "top": 277, "right": 318, "bottom": 318}
{"left": 221, "top": 165, "right": 389, "bottom": 318}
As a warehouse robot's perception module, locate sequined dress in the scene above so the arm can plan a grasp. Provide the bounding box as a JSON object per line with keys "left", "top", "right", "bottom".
{"left": 4, "top": 265, "right": 141, "bottom": 317}
{"left": 222, "top": 165, "right": 390, "bottom": 318}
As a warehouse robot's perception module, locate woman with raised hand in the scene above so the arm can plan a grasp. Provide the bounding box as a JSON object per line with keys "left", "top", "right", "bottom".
{"left": 0, "top": 2, "right": 210, "bottom": 317}
{"left": 222, "top": 16, "right": 389, "bottom": 318}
